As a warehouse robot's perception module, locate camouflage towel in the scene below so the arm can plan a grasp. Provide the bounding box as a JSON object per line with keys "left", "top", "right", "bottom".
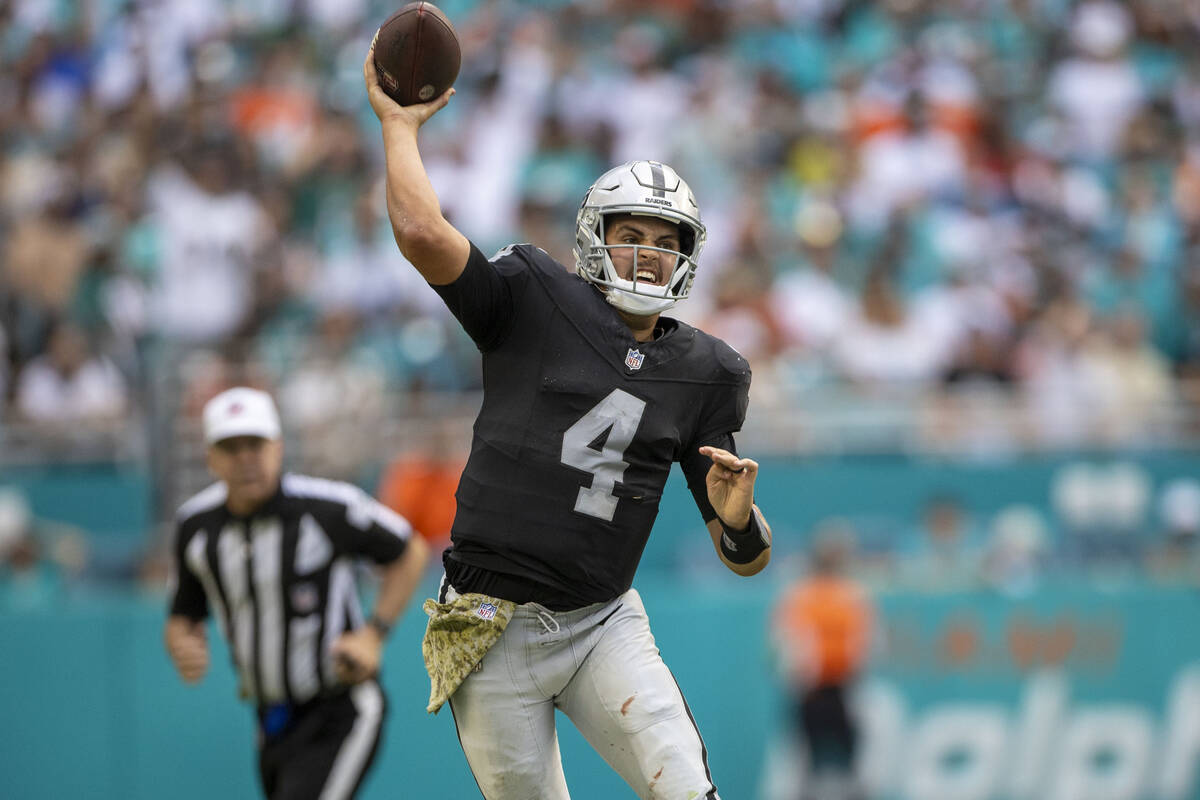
{"left": 421, "top": 593, "right": 516, "bottom": 713}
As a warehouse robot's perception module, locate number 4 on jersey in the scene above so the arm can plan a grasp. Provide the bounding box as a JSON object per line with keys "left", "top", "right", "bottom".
{"left": 560, "top": 389, "right": 646, "bottom": 521}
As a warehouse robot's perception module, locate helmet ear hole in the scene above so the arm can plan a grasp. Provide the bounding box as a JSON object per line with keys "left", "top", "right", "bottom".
{"left": 679, "top": 226, "right": 695, "bottom": 257}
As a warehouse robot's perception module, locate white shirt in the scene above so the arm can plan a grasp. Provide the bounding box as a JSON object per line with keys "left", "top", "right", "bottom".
{"left": 850, "top": 130, "right": 967, "bottom": 228}
{"left": 148, "top": 167, "right": 271, "bottom": 342}
{"left": 15, "top": 357, "right": 128, "bottom": 423}
{"left": 1049, "top": 58, "right": 1144, "bottom": 159}
{"left": 770, "top": 267, "right": 852, "bottom": 352}
{"left": 832, "top": 307, "right": 954, "bottom": 386}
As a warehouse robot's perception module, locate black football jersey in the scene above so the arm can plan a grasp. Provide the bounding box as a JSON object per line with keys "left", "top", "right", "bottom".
{"left": 431, "top": 243, "right": 751, "bottom": 605}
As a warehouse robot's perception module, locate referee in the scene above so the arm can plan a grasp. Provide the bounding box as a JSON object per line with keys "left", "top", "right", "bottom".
{"left": 165, "top": 387, "right": 429, "bottom": 800}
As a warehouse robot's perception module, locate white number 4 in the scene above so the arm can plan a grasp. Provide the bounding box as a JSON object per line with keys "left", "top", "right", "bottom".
{"left": 560, "top": 389, "right": 646, "bottom": 521}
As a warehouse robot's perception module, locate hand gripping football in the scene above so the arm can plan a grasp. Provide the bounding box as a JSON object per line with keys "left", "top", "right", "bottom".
{"left": 372, "top": 2, "right": 461, "bottom": 106}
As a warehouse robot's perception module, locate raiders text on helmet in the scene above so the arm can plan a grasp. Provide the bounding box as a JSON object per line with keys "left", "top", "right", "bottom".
{"left": 574, "top": 161, "right": 707, "bottom": 316}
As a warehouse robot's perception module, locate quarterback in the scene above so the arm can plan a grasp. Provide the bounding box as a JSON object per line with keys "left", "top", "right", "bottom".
{"left": 365, "top": 45, "right": 771, "bottom": 800}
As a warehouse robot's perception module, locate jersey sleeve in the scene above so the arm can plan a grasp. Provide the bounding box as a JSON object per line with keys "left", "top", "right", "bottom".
{"left": 327, "top": 486, "right": 415, "bottom": 564}
{"left": 680, "top": 431, "right": 738, "bottom": 523}
{"left": 430, "top": 242, "right": 526, "bottom": 352}
{"left": 692, "top": 348, "right": 751, "bottom": 444}
{"left": 167, "top": 521, "right": 209, "bottom": 620}
{"left": 678, "top": 344, "right": 752, "bottom": 523}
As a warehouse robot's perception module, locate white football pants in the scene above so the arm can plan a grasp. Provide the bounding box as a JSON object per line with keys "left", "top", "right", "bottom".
{"left": 443, "top": 584, "right": 719, "bottom": 800}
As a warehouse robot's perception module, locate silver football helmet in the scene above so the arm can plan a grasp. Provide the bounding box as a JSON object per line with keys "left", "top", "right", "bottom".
{"left": 573, "top": 160, "right": 706, "bottom": 316}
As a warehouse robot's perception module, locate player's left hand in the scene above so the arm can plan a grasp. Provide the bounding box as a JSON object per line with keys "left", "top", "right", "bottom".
{"left": 331, "top": 626, "right": 383, "bottom": 684}
{"left": 699, "top": 445, "right": 757, "bottom": 530}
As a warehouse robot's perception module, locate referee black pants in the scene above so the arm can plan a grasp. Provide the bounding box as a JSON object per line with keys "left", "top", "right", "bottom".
{"left": 257, "top": 681, "right": 387, "bottom": 800}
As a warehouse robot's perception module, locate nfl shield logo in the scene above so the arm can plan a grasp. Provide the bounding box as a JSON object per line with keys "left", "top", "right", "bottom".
{"left": 290, "top": 583, "right": 318, "bottom": 614}
{"left": 625, "top": 348, "right": 645, "bottom": 370}
{"left": 476, "top": 602, "right": 498, "bottom": 621}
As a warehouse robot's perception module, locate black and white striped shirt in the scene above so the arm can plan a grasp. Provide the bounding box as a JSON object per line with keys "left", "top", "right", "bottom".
{"left": 168, "top": 473, "right": 414, "bottom": 706}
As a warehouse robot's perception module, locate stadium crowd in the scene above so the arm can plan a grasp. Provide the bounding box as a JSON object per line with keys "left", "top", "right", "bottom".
{"left": 1, "top": 0, "right": 1200, "bottom": 591}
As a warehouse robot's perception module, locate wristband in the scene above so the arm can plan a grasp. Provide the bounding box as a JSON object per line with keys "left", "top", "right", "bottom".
{"left": 718, "top": 506, "right": 770, "bottom": 565}
{"left": 367, "top": 615, "right": 392, "bottom": 638}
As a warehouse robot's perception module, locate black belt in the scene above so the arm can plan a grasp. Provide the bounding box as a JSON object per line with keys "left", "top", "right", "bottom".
{"left": 443, "top": 551, "right": 584, "bottom": 611}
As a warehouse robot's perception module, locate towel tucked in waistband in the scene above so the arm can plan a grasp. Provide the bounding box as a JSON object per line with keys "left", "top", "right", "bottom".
{"left": 421, "top": 592, "right": 517, "bottom": 714}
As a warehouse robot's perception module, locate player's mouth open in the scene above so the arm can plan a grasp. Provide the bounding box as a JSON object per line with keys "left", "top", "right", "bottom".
{"left": 636, "top": 269, "right": 658, "bottom": 283}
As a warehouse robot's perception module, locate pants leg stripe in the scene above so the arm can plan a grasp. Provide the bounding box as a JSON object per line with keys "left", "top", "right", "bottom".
{"left": 448, "top": 699, "right": 489, "bottom": 799}
{"left": 318, "top": 681, "right": 385, "bottom": 800}
{"left": 669, "top": 670, "right": 719, "bottom": 800}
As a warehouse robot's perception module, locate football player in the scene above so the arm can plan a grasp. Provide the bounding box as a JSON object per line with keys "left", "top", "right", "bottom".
{"left": 365, "top": 48, "right": 771, "bottom": 800}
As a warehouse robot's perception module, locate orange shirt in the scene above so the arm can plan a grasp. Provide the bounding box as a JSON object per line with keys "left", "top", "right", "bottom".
{"left": 773, "top": 576, "right": 873, "bottom": 687}
{"left": 376, "top": 456, "right": 464, "bottom": 549}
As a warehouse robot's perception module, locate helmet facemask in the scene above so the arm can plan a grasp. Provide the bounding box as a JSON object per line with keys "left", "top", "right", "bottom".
{"left": 574, "top": 161, "right": 706, "bottom": 316}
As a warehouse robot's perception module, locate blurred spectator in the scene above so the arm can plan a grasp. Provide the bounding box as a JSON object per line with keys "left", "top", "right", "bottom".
{"left": 0, "top": 487, "right": 87, "bottom": 609}
{"left": 0, "top": 488, "right": 49, "bottom": 608}
{"left": 981, "top": 505, "right": 1050, "bottom": 596}
{"left": 924, "top": 289, "right": 1020, "bottom": 454}
{"left": 146, "top": 134, "right": 275, "bottom": 342}
{"left": 174, "top": 347, "right": 265, "bottom": 421}
{"left": 1087, "top": 309, "right": 1175, "bottom": 445}
{"left": 831, "top": 265, "right": 954, "bottom": 388}
{"left": 307, "top": 187, "right": 439, "bottom": 319}
{"left": 1014, "top": 295, "right": 1106, "bottom": 448}
{"left": 445, "top": 22, "right": 554, "bottom": 251}
{"left": 771, "top": 527, "right": 874, "bottom": 800}
{"left": 229, "top": 40, "right": 319, "bottom": 175}
{"left": 1084, "top": 242, "right": 1178, "bottom": 355}
{"left": 1054, "top": 461, "right": 1151, "bottom": 571}
{"left": 289, "top": 111, "right": 370, "bottom": 254}
{"left": 1145, "top": 478, "right": 1200, "bottom": 585}
{"left": 606, "top": 21, "right": 689, "bottom": 164}
{"left": 13, "top": 321, "right": 128, "bottom": 432}
{"left": 92, "top": 0, "right": 229, "bottom": 111}
{"left": 696, "top": 259, "right": 782, "bottom": 382}
{"left": 376, "top": 418, "right": 466, "bottom": 557}
{"left": 848, "top": 91, "right": 968, "bottom": 231}
{"left": 2, "top": 175, "right": 91, "bottom": 361}
{"left": 770, "top": 203, "right": 853, "bottom": 358}
{"left": 1047, "top": 2, "right": 1145, "bottom": 162}
{"left": 519, "top": 112, "right": 608, "bottom": 262}
{"left": 897, "top": 495, "right": 984, "bottom": 592}
{"left": 276, "top": 310, "right": 387, "bottom": 481}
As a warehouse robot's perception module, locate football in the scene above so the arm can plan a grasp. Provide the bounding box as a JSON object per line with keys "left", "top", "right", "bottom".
{"left": 372, "top": 2, "right": 461, "bottom": 107}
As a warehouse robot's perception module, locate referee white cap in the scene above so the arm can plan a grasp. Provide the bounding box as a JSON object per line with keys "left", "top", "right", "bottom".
{"left": 203, "top": 387, "right": 281, "bottom": 444}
